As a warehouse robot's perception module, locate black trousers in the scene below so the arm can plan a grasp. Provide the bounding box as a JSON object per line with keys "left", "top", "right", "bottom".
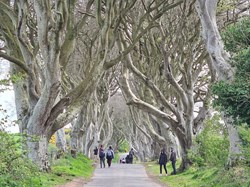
{"left": 171, "top": 161, "right": 176, "bottom": 174}
{"left": 160, "top": 164, "right": 167, "bottom": 174}
{"left": 107, "top": 158, "right": 112, "bottom": 167}
{"left": 130, "top": 157, "right": 133, "bottom": 164}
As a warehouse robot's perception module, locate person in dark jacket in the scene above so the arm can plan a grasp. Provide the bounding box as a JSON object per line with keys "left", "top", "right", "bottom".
{"left": 106, "top": 145, "right": 114, "bottom": 167}
{"left": 99, "top": 145, "right": 105, "bottom": 168}
{"left": 159, "top": 148, "right": 168, "bottom": 176}
{"left": 94, "top": 146, "right": 98, "bottom": 155}
{"left": 129, "top": 148, "right": 135, "bottom": 164}
{"left": 93, "top": 146, "right": 98, "bottom": 164}
{"left": 170, "top": 147, "right": 176, "bottom": 175}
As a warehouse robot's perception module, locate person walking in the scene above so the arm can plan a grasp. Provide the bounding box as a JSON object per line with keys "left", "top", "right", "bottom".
{"left": 99, "top": 145, "right": 105, "bottom": 168}
{"left": 159, "top": 148, "right": 168, "bottom": 176}
{"left": 106, "top": 146, "right": 114, "bottom": 167}
{"left": 170, "top": 147, "right": 177, "bottom": 175}
{"left": 94, "top": 146, "right": 98, "bottom": 155}
{"left": 129, "top": 148, "right": 135, "bottom": 164}
{"left": 93, "top": 146, "right": 98, "bottom": 164}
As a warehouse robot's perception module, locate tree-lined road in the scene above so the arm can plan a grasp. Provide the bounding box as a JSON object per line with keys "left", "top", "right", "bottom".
{"left": 84, "top": 163, "right": 164, "bottom": 187}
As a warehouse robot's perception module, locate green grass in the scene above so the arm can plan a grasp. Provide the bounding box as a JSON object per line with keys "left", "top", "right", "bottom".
{"left": 1, "top": 132, "right": 94, "bottom": 187}
{"left": 30, "top": 153, "right": 94, "bottom": 187}
{"left": 112, "top": 152, "right": 120, "bottom": 163}
{"left": 145, "top": 161, "right": 250, "bottom": 187}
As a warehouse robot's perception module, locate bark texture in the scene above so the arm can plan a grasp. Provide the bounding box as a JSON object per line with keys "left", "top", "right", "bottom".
{"left": 195, "top": 0, "right": 242, "bottom": 167}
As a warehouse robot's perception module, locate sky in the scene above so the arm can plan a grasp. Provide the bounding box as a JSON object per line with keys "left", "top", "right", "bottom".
{"left": 0, "top": 60, "right": 19, "bottom": 133}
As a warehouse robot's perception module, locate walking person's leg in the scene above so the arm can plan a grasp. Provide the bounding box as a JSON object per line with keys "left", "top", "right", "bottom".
{"left": 172, "top": 161, "right": 176, "bottom": 174}
{"left": 100, "top": 158, "right": 102, "bottom": 168}
{"left": 173, "top": 161, "right": 176, "bottom": 174}
{"left": 159, "top": 164, "right": 163, "bottom": 176}
{"left": 107, "top": 159, "right": 110, "bottom": 167}
{"left": 94, "top": 155, "right": 97, "bottom": 164}
{"left": 102, "top": 159, "right": 105, "bottom": 168}
{"left": 163, "top": 164, "right": 167, "bottom": 175}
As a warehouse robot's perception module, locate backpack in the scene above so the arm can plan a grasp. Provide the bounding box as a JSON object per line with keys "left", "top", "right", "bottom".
{"left": 99, "top": 149, "right": 105, "bottom": 158}
{"left": 107, "top": 150, "right": 113, "bottom": 157}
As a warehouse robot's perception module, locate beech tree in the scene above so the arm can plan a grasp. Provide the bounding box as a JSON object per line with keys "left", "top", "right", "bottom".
{"left": 0, "top": 0, "right": 131, "bottom": 170}
{"left": 116, "top": 0, "right": 214, "bottom": 171}
{"left": 1, "top": 0, "right": 247, "bottom": 172}
{"left": 195, "top": 0, "right": 247, "bottom": 167}
{"left": 1, "top": 0, "right": 177, "bottom": 170}
{"left": 116, "top": 0, "right": 248, "bottom": 170}
{"left": 213, "top": 17, "right": 250, "bottom": 126}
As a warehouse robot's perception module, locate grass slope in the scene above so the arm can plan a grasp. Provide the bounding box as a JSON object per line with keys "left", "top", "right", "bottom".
{"left": 31, "top": 154, "right": 94, "bottom": 187}
{"left": 145, "top": 161, "right": 250, "bottom": 187}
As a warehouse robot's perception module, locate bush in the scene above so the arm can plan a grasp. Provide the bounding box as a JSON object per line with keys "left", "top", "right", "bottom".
{"left": 0, "top": 106, "right": 40, "bottom": 186}
{"left": 117, "top": 140, "right": 129, "bottom": 153}
{"left": 238, "top": 124, "right": 250, "bottom": 165}
{"left": 0, "top": 131, "right": 40, "bottom": 187}
{"left": 188, "top": 115, "right": 229, "bottom": 167}
{"left": 188, "top": 144, "right": 205, "bottom": 167}
{"left": 213, "top": 17, "right": 250, "bottom": 126}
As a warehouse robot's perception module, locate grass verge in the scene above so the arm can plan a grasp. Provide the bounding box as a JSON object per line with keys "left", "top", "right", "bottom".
{"left": 31, "top": 153, "right": 94, "bottom": 187}
{"left": 145, "top": 161, "right": 250, "bottom": 187}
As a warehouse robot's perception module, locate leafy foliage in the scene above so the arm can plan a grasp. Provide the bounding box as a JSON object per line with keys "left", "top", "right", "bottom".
{"left": 188, "top": 115, "right": 229, "bottom": 167}
{"left": 0, "top": 106, "right": 39, "bottom": 186}
{"left": 217, "top": 0, "right": 237, "bottom": 15}
{"left": 117, "top": 140, "right": 129, "bottom": 153}
{"left": 9, "top": 72, "right": 25, "bottom": 84}
{"left": 222, "top": 18, "right": 250, "bottom": 53}
{"left": 238, "top": 124, "right": 250, "bottom": 164}
{"left": 212, "top": 18, "right": 250, "bottom": 126}
{"left": 0, "top": 128, "right": 93, "bottom": 187}
{"left": 0, "top": 132, "right": 40, "bottom": 187}
{"left": 49, "top": 134, "right": 56, "bottom": 144}
{"left": 0, "top": 72, "right": 25, "bottom": 93}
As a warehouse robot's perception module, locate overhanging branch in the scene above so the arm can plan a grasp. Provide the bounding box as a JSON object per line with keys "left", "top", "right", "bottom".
{"left": 0, "top": 51, "right": 29, "bottom": 74}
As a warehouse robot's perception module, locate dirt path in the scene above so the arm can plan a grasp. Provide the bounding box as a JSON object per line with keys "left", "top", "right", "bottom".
{"left": 55, "top": 178, "right": 85, "bottom": 187}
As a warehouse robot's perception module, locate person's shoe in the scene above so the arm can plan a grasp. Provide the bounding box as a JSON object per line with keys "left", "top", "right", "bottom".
{"left": 165, "top": 173, "right": 168, "bottom": 176}
{"left": 159, "top": 174, "right": 162, "bottom": 176}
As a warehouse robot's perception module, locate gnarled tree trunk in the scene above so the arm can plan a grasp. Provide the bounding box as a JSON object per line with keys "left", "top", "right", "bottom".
{"left": 195, "top": 0, "right": 242, "bottom": 167}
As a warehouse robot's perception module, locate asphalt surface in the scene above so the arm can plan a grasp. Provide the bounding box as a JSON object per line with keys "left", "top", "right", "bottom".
{"left": 84, "top": 163, "right": 162, "bottom": 187}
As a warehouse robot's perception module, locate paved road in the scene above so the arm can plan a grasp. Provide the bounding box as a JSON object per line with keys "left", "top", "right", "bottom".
{"left": 84, "top": 163, "right": 163, "bottom": 187}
